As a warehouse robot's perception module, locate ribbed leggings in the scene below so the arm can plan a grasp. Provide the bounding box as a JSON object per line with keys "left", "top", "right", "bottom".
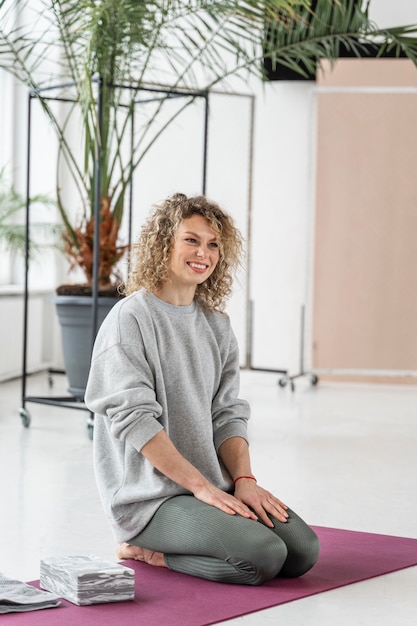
{"left": 128, "top": 495, "right": 320, "bottom": 585}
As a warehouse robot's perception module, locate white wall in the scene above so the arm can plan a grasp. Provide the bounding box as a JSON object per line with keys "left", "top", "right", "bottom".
{"left": 367, "top": 0, "right": 417, "bottom": 27}
{"left": 1, "top": 0, "right": 417, "bottom": 381}
{"left": 249, "top": 82, "right": 315, "bottom": 372}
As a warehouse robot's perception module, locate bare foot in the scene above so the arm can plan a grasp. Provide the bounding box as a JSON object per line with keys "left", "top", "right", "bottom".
{"left": 117, "top": 542, "right": 166, "bottom": 567}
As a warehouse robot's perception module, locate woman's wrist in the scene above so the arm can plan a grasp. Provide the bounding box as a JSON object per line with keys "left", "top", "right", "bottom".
{"left": 233, "top": 475, "right": 257, "bottom": 485}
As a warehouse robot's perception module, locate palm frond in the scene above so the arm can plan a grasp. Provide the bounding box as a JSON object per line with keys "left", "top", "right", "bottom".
{"left": 263, "top": 0, "right": 417, "bottom": 80}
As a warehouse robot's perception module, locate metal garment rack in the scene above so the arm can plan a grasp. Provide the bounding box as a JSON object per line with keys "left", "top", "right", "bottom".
{"left": 240, "top": 94, "right": 316, "bottom": 393}
{"left": 19, "top": 80, "right": 210, "bottom": 438}
{"left": 248, "top": 302, "right": 318, "bottom": 392}
{"left": 247, "top": 299, "right": 289, "bottom": 379}
{"left": 277, "top": 305, "right": 319, "bottom": 392}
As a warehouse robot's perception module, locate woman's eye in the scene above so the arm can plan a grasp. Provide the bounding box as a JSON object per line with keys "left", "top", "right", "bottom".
{"left": 184, "top": 238, "right": 218, "bottom": 248}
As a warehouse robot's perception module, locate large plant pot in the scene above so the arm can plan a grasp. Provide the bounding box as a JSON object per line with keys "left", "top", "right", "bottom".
{"left": 53, "top": 295, "right": 117, "bottom": 400}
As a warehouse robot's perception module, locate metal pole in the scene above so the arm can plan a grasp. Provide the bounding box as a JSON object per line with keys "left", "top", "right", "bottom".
{"left": 21, "top": 92, "right": 33, "bottom": 408}
{"left": 299, "top": 304, "right": 305, "bottom": 373}
{"left": 245, "top": 95, "right": 255, "bottom": 369}
{"left": 202, "top": 92, "right": 209, "bottom": 195}
{"left": 127, "top": 105, "right": 135, "bottom": 275}
{"left": 91, "top": 78, "right": 103, "bottom": 343}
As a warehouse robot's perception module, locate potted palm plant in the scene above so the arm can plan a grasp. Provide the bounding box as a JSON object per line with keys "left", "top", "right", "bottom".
{"left": 1, "top": 0, "right": 417, "bottom": 398}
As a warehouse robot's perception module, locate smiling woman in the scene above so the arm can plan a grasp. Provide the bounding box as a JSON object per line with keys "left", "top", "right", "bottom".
{"left": 84, "top": 192, "right": 319, "bottom": 586}
{"left": 156, "top": 214, "right": 220, "bottom": 305}
{"left": 124, "top": 193, "right": 243, "bottom": 312}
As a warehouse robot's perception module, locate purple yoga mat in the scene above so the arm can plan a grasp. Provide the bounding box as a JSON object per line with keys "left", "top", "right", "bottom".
{"left": 3, "top": 526, "right": 417, "bottom": 625}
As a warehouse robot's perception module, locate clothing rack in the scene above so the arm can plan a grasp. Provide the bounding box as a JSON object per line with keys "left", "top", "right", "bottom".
{"left": 19, "top": 81, "right": 210, "bottom": 439}
{"left": 277, "top": 305, "right": 319, "bottom": 392}
{"left": 248, "top": 300, "right": 318, "bottom": 392}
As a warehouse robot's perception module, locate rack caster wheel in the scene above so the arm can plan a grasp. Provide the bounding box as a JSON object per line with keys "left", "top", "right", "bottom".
{"left": 19, "top": 408, "right": 31, "bottom": 428}
{"left": 278, "top": 377, "right": 288, "bottom": 388}
{"left": 310, "top": 374, "right": 319, "bottom": 386}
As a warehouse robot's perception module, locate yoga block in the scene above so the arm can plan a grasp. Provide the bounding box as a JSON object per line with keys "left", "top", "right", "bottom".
{"left": 40, "top": 555, "right": 135, "bottom": 606}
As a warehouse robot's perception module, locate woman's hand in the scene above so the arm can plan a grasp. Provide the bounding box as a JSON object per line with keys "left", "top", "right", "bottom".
{"left": 192, "top": 482, "right": 258, "bottom": 521}
{"left": 218, "top": 437, "right": 289, "bottom": 526}
{"left": 234, "top": 479, "right": 288, "bottom": 527}
{"left": 141, "top": 431, "right": 257, "bottom": 521}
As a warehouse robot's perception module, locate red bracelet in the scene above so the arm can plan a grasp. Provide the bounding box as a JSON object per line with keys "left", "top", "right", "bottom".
{"left": 233, "top": 475, "right": 257, "bottom": 485}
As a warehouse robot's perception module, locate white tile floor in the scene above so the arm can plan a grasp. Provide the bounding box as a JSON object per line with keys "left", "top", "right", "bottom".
{"left": 1, "top": 369, "right": 416, "bottom": 624}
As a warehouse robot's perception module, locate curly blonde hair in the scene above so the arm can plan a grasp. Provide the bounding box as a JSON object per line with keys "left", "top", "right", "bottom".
{"left": 124, "top": 193, "right": 243, "bottom": 312}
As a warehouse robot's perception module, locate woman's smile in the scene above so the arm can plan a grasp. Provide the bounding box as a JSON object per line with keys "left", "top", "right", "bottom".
{"left": 187, "top": 261, "right": 209, "bottom": 273}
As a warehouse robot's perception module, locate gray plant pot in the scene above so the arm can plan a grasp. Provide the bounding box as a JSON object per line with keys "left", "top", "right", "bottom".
{"left": 53, "top": 295, "right": 117, "bottom": 400}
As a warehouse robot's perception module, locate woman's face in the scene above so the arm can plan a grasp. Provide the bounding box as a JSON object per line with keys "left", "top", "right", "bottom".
{"left": 167, "top": 214, "right": 220, "bottom": 290}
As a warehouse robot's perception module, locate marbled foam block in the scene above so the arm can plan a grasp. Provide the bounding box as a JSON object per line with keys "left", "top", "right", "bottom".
{"left": 40, "top": 555, "right": 135, "bottom": 606}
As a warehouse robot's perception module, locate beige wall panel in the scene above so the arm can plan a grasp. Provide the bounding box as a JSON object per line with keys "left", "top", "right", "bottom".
{"left": 312, "top": 60, "right": 417, "bottom": 383}
{"left": 319, "top": 58, "right": 417, "bottom": 87}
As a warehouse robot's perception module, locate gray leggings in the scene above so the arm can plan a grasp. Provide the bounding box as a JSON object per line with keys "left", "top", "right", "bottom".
{"left": 129, "top": 495, "right": 320, "bottom": 585}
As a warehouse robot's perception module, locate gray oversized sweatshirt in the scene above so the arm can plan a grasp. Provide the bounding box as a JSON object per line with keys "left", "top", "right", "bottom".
{"left": 84, "top": 289, "right": 250, "bottom": 542}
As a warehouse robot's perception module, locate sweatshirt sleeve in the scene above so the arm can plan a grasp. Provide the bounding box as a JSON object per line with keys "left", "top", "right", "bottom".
{"left": 84, "top": 306, "right": 164, "bottom": 452}
{"left": 211, "top": 324, "right": 250, "bottom": 451}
